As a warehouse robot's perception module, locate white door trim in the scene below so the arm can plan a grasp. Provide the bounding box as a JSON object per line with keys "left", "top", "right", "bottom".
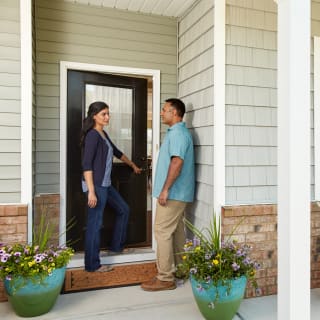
{"left": 60, "top": 61, "right": 160, "bottom": 266}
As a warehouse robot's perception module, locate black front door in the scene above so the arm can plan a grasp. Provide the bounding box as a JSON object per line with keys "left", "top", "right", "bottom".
{"left": 66, "top": 70, "right": 148, "bottom": 252}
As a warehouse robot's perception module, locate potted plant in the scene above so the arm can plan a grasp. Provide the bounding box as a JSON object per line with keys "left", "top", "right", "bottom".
{"left": 0, "top": 209, "right": 74, "bottom": 317}
{"left": 176, "top": 214, "right": 261, "bottom": 320}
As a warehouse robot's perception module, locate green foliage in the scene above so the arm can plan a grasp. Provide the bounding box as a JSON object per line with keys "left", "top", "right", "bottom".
{"left": 177, "top": 214, "right": 261, "bottom": 294}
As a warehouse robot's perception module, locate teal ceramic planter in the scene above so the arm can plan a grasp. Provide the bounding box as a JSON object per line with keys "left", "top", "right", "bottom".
{"left": 4, "top": 267, "right": 66, "bottom": 317}
{"left": 190, "top": 275, "right": 247, "bottom": 320}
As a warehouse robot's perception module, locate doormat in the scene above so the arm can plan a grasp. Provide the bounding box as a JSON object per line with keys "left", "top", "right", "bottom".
{"left": 63, "top": 261, "right": 157, "bottom": 293}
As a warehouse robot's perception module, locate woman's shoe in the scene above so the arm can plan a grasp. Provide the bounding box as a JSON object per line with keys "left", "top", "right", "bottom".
{"left": 96, "top": 265, "right": 113, "bottom": 272}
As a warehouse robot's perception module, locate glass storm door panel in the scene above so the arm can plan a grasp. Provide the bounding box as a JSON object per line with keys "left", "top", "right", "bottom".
{"left": 85, "top": 84, "right": 133, "bottom": 161}
{"left": 66, "top": 70, "right": 148, "bottom": 251}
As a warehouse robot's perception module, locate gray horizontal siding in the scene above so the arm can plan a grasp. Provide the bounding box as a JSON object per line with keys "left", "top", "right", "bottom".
{"left": 35, "top": 0, "right": 177, "bottom": 193}
{"left": 311, "top": 1, "right": 320, "bottom": 199}
{"left": 0, "top": 0, "right": 20, "bottom": 203}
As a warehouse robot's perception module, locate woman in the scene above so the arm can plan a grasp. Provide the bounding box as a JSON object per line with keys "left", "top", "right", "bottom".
{"left": 80, "top": 101, "right": 141, "bottom": 272}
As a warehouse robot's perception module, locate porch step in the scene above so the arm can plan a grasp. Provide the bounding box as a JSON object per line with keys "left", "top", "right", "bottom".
{"left": 62, "top": 261, "right": 157, "bottom": 293}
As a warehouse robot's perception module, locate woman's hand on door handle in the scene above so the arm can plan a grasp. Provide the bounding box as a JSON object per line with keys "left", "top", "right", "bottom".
{"left": 120, "top": 154, "right": 142, "bottom": 174}
{"left": 131, "top": 163, "right": 142, "bottom": 174}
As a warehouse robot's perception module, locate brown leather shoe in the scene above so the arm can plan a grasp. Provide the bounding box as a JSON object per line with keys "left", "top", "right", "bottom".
{"left": 141, "top": 277, "right": 176, "bottom": 291}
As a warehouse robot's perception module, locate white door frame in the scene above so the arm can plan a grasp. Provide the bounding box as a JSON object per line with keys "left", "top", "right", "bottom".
{"left": 60, "top": 61, "right": 160, "bottom": 267}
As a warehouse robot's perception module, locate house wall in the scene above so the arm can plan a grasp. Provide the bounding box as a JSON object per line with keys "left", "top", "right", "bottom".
{"left": 34, "top": 0, "right": 177, "bottom": 193}
{"left": 225, "top": 0, "right": 320, "bottom": 205}
{"left": 225, "top": 0, "right": 278, "bottom": 204}
{"left": 177, "top": 0, "right": 214, "bottom": 227}
{"left": 0, "top": 0, "right": 21, "bottom": 203}
{"left": 312, "top": 0, "right": 320, "bottom": 200}
{"left": 33, "top": 1, "right": 37, "bottom": 194}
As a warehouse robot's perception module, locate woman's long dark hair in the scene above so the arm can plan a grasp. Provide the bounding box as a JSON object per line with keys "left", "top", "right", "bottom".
{"left": 80, "top": 101, "right": 109, "bottom": 147}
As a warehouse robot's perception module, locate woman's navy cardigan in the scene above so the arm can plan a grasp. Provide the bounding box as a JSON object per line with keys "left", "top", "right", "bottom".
{"left": 82, "top": 129, "right": 123, "bottom": 187}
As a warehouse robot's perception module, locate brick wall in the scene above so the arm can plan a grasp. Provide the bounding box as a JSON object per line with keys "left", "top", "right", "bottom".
{"left": 0, "top": 204, "right": 28, "bottom": 302}
{"left": 34, "top": 194, "right": 60, "bottom": 246}
{"left": 222, "top": 203, "right": 320, "bottom": 298}
{"left": 311, "top": 202, "right": 320, "bottom": 289}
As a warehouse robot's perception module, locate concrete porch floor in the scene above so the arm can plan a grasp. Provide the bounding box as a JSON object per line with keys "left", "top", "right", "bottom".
{"left": 0, "top": 281, "right": 319, "bottom": 319}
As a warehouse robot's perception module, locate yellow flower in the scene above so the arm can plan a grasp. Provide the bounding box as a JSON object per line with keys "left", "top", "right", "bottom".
{"left": 184, "top": 242, "right": 193, "bottom": 248}
{"left": 51, "top": 263, "right": 55, "bottom": 267}
{"left": 5, "top": 267, "right": 10, "bottom": 272}
{"left": 28, "top": 261, "right": 35, "bottom": 267}
{"left": 195, "top": 246, "right": 201, "bottom": 252}
{"left": 212, "top": 259, "right": 219, "bottom": 265}
{"left": 182, "top": 255, "right": 187, "bottom": 260}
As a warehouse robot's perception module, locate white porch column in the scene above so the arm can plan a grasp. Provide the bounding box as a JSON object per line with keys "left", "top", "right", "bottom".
{"left": 277, "top": 0, "right": 311, "bottom": 319}
{"left": 213, "top": 0, "right": 225, "bottom": 216}
{"left": 20, "top": 0, "right": 33, "bottom": 243}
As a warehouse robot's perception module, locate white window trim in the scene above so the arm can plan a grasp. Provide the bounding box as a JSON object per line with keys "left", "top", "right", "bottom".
{"left": 60, "top": 61, "right": 160, "bottom": 266}
{"left": 314, "top": 37, "right": 320, "bottom": 200}
{"left": 20, "top": 0, "right": 33, "bottom": 243}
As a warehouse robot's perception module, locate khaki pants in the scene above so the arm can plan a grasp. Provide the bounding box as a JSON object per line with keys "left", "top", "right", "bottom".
{"left": 154, "top": 200, "right": 187, "bottom": 282}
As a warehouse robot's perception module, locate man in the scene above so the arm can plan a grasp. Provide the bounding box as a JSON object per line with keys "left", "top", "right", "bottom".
{"left": 141, "top": 98, "right": 195, "bottom": 291}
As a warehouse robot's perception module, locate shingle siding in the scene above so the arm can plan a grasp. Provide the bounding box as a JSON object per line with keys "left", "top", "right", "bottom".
{"left": 178, "top": 0, "right": 214, "bottom": 225}
{"left": 225, "top": 0, "right": 277, "bottom": 204}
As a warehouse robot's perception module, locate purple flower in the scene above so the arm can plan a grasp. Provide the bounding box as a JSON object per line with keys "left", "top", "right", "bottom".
{"left": 5, "top": 275, "right": 12, "bottom": 281}
{"left": 255, "top": 288, "right": 262, "bottom": 296}
{"left": 232, "top": 262, "right": 240, "bottom": 271}
{"left": 254, "top": 262, "right": 261, "bottom": 270}
{"left": 193, "top": 237, "right": 200, "bottom": 247}
{"left": 190, "top": 268, "right": 197, "bottom": 274}
{"left": 34, "top": 254, "right": 46, "bottom": 263}
{"left": 0, "top": 254, "right": 9, "bottom": 263}
{"left": 205, "top": 253, "right": 211, "bottom": 260}
{"left": 196, "top": 284, "right": 204, "bottom": 292}
{"left": 14, "top": 252, "right": 21, "bottom": 257}
{"left": 236, "top": 249, "right": 244, "bottom": 257}
{"left": 243, "top": 257, "right": 251, "bottom": 265}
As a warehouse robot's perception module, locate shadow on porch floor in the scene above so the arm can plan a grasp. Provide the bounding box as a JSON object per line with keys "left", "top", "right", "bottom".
{"left": 0, "top": 281, "right": 319, "bottom": 319}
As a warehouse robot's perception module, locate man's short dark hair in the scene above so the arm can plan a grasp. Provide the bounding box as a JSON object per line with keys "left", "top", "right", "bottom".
{"left": 165, "top": 98, "right": 185, "bottom": 118}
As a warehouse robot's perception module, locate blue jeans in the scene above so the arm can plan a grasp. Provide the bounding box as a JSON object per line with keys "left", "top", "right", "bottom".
{"left": 84, "top": 185, "right": 130, "bottom": 272}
